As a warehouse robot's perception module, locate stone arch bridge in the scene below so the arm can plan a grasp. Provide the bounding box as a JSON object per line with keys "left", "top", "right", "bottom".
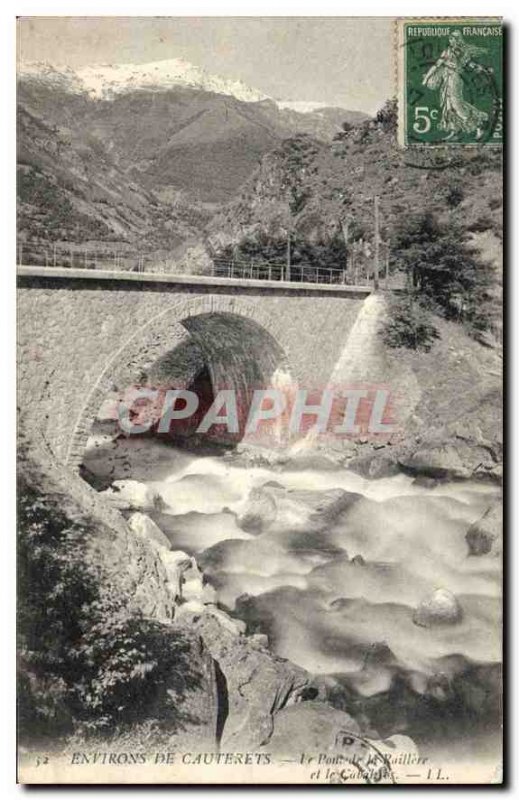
{"left": 17, "top": 267, "right": 377, "bottom": 470}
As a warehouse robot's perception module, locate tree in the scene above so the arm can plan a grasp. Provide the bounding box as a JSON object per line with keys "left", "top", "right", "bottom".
{"left": 375, "top": 98, "right": 398, "bottom": 133}
{"left": 278, "top": 135, "right": 320, "bottom": 214}
{"left": 392, "top": 211, "right": 492, "bottom": 332}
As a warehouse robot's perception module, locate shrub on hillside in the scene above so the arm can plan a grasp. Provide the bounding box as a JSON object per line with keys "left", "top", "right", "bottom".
{"left": 333, "top": 121, "right": 355, "bottom": 141}
{"left": 446, "top": 184, "right": 465, "bottom": 207}
{"left": 381, "top": 296, "right": 440, "bottom": 351}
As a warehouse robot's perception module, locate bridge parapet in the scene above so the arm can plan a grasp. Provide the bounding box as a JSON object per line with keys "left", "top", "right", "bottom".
{"left": 17, "top": 266, "right": 373, "bottom": 297}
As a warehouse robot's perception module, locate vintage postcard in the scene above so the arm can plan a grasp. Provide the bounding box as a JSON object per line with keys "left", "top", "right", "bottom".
{"left": 16, "top": 16, "right": 503, "bottom": 784}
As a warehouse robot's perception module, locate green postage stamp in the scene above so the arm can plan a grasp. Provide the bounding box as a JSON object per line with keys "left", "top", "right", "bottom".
{"left": 397, "top": 18, "right": 503, "bottom": 147}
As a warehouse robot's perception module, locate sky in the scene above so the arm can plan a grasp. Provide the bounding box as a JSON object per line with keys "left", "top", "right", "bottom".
{"left": 17, "top": 17, "right": 394, "bottom": 113}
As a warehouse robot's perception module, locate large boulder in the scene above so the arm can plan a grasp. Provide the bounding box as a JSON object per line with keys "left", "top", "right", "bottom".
{"left": 237, "top": 483, "right": 361, "bottom": 535}
{"left": 413, "top": 588, "right": 463, "bottom": 628}
{"left": 127, "top": 511, "right": 171, "bottom": 551}
{"left": 159, "top": 550, "right": 218, "bottom": 609}
{"left": 125, "top": 515, "right": 219, "bottom": 610}
{"left": 259, "top": 701, "right": 360, "bottom": 756}
{"left": 466, "top": 502, "right": 503, "bottom": 557}
{"left": 257, "top": 701, "right": 419, "bottom": 779}
{"left": 237, "top": 485, "right": 277, "bottom": 533}
{"left": 395, "top": 413, "right": 502, "bottom": 482}
{"left": 176, "top": 611, "right": 316, "bottom": 749}
{"left": 181, "top": 558, "right": 205, "bottom": 602}
{"left": 345, "top": 381, "right": 502, "bottom": 483}
{"left": 160, "top": 550, "right": 193, "bottom": 602}
{"left": 182, "top": 558, "right": 217, "bottom": 605}
{"left": 399, "top": 443, "right": 475, "bottom": 480}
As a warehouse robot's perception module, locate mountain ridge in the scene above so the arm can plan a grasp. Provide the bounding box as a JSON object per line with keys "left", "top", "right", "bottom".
{"left": 19, "top": 58, "right": 368, "bottom": 119}
{"left": 19, "top": 58, "right": 270, "bottom": 103}
{"left": 17, "top": 62, "right": 369, "bottom": 244}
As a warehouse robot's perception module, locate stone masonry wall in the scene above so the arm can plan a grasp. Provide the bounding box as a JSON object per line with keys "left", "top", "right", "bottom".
{"left": 17, "top": 271, "right": 368, "bottom": 467}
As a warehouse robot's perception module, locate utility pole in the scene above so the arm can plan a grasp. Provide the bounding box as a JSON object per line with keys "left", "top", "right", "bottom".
{"left": 341, "top": 217, "right": 350, "bottom": 283}
{"left": 373, "top": 195, "right": 380, "bottom": 290}
{"left": 286, "top": 230, "right": 291, "bottom": 283}
{"left": 350, "top": 242, "right": 358, "bottom": 286}
{"left": 385, "top": 239, "right": 390, "bottom": 289}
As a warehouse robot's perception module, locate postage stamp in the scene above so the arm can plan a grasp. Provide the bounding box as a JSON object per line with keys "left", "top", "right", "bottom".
{"left": 397, "top": 18, "right": 503, "bottom": 147}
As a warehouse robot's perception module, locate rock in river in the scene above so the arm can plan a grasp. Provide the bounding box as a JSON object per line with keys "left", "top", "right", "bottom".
{"left": 466, "top": 502, "right": 502, "bottom": 557}
{"left": 413, "top": 588, "right": 463, "bottom": 628}
{"left": 237, "top": 483, "right": 361, "bottom": 535}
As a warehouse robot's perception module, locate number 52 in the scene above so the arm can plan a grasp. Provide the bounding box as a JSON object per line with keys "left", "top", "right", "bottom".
{"left": 413, "top": 106, "right": 438, "bottom": 134}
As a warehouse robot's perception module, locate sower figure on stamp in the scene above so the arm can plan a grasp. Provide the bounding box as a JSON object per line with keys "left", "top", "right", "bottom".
{"left": 422, "top": 30, "right": 492, "bottom": 141}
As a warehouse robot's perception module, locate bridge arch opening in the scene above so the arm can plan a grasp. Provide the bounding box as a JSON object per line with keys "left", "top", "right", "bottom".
{"left": 140, "top": 311, "right": 292, "bottom": 448}
{"left": 77, "top": 305, "right": 295, "bottom": 481}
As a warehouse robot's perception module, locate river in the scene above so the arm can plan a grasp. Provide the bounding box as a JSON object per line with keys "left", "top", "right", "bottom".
{"left": 83, "top": 425, "right": 502, "bottom": 757}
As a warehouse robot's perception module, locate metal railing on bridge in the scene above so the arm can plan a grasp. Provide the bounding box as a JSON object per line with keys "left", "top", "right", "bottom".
{"left": 16, "top": 242, "right": 382, "bottom": 288}
{"left": 17, "top": 242, "right": 153, "bottom": 273}
{"left": 210, "top": 257, "right": 367, "bottom": 285}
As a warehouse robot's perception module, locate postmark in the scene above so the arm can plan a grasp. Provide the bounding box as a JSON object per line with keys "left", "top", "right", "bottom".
{"left": 397, "top": 18, "right": 503, "bottom": 147}
{"left": 327, "top": 730, "right": 396, "bottom": 784}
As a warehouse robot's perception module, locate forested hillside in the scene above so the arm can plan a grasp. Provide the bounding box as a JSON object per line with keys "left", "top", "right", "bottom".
{"left": 210, "top": 101, "right": 503, "bottom": 339}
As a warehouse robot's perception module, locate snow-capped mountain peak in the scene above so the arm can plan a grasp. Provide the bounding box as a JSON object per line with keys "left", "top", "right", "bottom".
{"left": 18, "top": 58, "right": 270, "bottom": 103}
{"left": 277, "top": 100, "right": 332, "bottom": 114}
{"left": 17, "top": 60, "right": 85, "bottom": 93}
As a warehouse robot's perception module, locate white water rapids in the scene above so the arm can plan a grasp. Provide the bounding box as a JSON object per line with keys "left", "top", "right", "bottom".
{"left": 84, "top": 431, "right": 501, "bottom": 693}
